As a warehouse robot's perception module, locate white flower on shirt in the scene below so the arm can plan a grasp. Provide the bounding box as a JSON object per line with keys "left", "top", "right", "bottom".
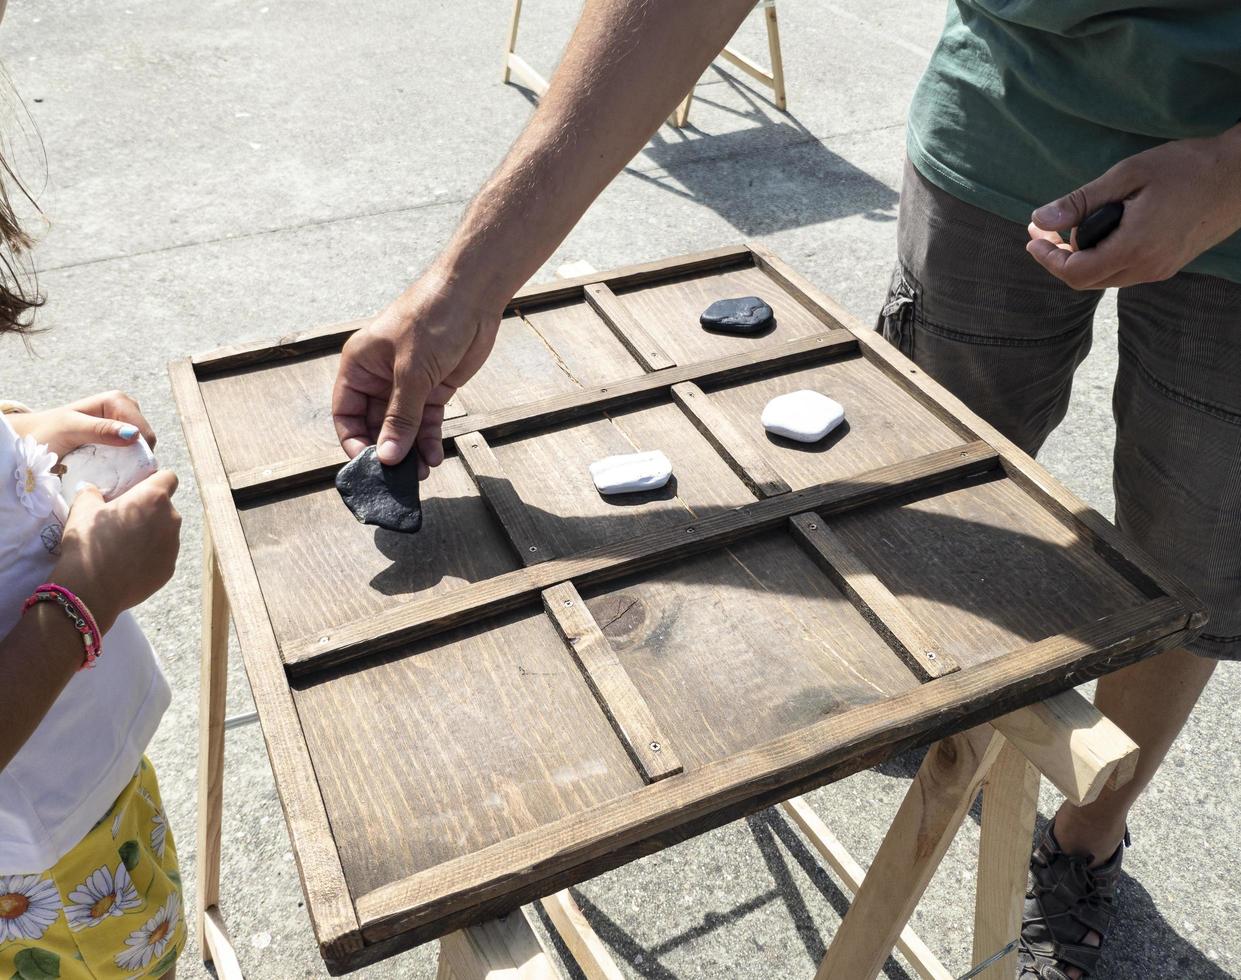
{"left": 150, "top": 807, "right": 168, "bottom": 859}
{"left": 12, "top": 433, "right": 60, "bottom": 518}
{"left": 65, "top": 861, "right": 140, "bottom": 930}
{"left": 0, "top": 873, "right": 61, "bottom": 942}
{"left": 114, "top": 892, "right": 180, "bottom": 972}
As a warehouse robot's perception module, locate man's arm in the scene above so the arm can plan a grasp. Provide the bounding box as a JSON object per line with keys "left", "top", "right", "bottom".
{"left": 333, "top": 0, "right": 757, "bottom": 469}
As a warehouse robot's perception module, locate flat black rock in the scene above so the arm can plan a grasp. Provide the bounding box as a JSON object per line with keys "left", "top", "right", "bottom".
{"left": 699, "top": 295, "right": 775, "bottom": 334}
{"left": 336, "top": 445, "right": 423, "bottom": 534}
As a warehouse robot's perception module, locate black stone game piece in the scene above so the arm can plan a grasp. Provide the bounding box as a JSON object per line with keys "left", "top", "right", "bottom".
{"left": 336, "top": 445, "right": 423, "bottom": 534}
{"left": 1075, "top": 201, "right": 1124, "bottom": 250}
{"left": 699, "top": 296, "right": 775, "bottom": 334}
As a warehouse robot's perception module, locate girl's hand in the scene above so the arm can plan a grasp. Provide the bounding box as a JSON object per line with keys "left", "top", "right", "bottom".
{"left": 7, "top": 390, "right": 157, "bottom": 459}
{"left": 1026, "top": 125, "right": 1241, "bottom": 290}
{"left": 50, "top": 470, "right": 182, "bottom": 634}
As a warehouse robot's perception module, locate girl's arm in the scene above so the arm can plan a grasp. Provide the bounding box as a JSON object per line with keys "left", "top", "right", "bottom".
{"left": 0, "top": 472, "right": 182, "bottom": 774}
{"left": 0, "top": 603, "right": 93, "bottom": 772}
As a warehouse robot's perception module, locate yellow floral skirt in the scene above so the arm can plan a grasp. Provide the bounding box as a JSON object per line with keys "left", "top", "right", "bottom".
{"left": 0, "top": 758, "right": 185, "bottom": 979}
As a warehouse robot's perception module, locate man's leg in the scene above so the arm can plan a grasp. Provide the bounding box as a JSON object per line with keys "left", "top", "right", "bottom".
{"left": 880, "top": 160, "right": 1103, "bottom": 455}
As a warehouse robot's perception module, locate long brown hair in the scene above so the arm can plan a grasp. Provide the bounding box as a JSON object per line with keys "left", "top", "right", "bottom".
{"left": 0, "top": 79, "right": 43, "bottom": 338}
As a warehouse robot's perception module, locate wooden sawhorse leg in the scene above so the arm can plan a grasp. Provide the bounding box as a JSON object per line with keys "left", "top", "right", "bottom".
{"left": 197, "top": 529, "right": 244, "bottom": 979}
{"left": 437, "top": 909, "right": 559, "bottom": 980}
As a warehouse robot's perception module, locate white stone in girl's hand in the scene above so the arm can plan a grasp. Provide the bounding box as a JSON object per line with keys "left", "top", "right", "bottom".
{"left": 761, "top": 390, "right": 845, "bottom": 443}
{"left": 61, "top": 436, "right": 158, "bottom": 505}
{"left": 590, "top": 450, "right": 672, "bottom": 495}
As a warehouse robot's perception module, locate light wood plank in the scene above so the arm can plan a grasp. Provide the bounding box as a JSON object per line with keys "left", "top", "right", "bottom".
{"left": 168, "top": 359, "right": 362, "bottom": 966}
{"left": 780, "top": 797, "right": 953, "bottom": 980}
{"left": 584, "top": 282, "right": 676, "bottom": 371}
{"left": 670, "top": 381, "right": 790, "bottom": 497}
{"left": 990, "top": 689, "right": 1139, "bottom": 806}
{"left": 458, "top": 431, "right": 554, "bottom": 565}
{"left": 814, "top": 727, "right": 1005, "bottom": 980}
{"left": 788, "top": 512, "right": 958, "bottom": 680}
{"left": 440, "top": 910, "right": 559, "bottom": 980}
{"left": 540, "top": 891, "right": 624, "bottom": 980}
{"left": 972, "top": 739, "right": 1040, "bottom": 980}
{"left": 283, "top": 442, "right": 999, "bottom": 673}
{"left": 196, "top": 530, "right": 230, "bottom": 958}
{"left": 203, "top": 905, "right": 245, "bottom": 980}
{"left": 543, "top": 582, "right": 682, "bottom": 783}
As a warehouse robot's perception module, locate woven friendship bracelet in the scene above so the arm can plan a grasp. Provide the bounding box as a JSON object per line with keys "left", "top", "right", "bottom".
{"left": 22, "top": 583, "right": 104, "bottom": 670}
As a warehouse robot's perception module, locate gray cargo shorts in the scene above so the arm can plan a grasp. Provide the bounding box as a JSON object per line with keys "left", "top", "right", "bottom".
{"left": 879, "top": 160, "right": 1240, "bottom": 660}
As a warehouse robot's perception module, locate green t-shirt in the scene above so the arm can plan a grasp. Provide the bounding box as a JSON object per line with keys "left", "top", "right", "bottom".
{"left": 908, "top": 1, "right": 1241, "bottom": 283}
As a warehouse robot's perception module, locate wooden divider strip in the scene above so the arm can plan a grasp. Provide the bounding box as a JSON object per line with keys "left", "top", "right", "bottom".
{"left": 788, "top": 513, "right": 958, "bottom": 680}
{"left": 229, "top": 330, "right": 858, "bottom": 499}
{"left": 748, "top": 242, "right": 1206, "bottom": 624}
{"left": 281, "top": 441, "right": 1000, "bottom": 674}
{"left": 543, "top": 583, "right": 682, "bottom": 783}
{"left": 353, "top": 596, "right": 1190, "bottom": 946}
{"left": 671, "top": 382, "right": 791, "bottom": 498}
{"left": 456, "top": 432, "right": 553, "bottom": 565}
{"left": 584, "top": 282, "right": 676, "bottom": 371}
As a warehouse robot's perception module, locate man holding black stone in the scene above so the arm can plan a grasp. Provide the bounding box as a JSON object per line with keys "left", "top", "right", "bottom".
{"left": 332, "top": 3, "right": 1241, "bottom": 976}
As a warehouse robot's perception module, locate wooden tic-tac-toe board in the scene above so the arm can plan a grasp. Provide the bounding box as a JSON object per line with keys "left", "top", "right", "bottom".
{"left": 170, "top": 244, "right": 1202, "bottom": 974}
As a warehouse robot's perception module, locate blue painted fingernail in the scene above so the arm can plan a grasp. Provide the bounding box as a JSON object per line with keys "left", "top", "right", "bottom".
{"left": 118, "top": 424, "right": 139, "bottom": 440}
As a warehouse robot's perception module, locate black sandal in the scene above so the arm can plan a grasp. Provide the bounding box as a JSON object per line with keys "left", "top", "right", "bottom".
{"left": 1018, "top": 823, "right": 1129, "bottom": 979}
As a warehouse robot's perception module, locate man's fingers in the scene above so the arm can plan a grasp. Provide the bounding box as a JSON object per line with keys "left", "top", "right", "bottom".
{"left": 1031, "top": 162, "right": 1136, "bottom": 232}
{"left": 376, "top": 368, "right": 431, "bottom": 466}
{"left": 416, "top": 403, "right": 446, "bottom": 471}
{"left": 1026, "top": 237, "right": 1125, "bottom": 290}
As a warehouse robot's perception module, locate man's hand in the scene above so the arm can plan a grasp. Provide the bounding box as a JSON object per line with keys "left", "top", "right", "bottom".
{"left": 1026, "top": 125, "right": 1241, "bottom": 290}
{"left": 332, "top": 272, "right": 501, "bottom": 472}
{"left": 7, "top": 390, "right": 157, "bottom": 459}
{"left": 329, "top": 0, "right": 757, "bottom": 472}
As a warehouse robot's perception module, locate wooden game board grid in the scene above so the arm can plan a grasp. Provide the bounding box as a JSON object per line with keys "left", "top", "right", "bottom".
{"left": 170, "top": 243, "right": 1204, "bottom": 972}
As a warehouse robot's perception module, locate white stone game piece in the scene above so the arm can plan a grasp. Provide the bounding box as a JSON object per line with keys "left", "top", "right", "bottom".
{"left": 761, "top": 390, "right": 845, "bottom": 443}
{"left": 590, "top": 450, "right": 672, "bottom": 495}
{"left": 60, "top": 436, "right": 158, "bottom": 506}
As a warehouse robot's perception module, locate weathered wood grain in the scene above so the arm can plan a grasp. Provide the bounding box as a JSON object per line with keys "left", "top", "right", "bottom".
{"left": 789, "top": 513, "right": 958, "bottom": 680}
{"left": 584, "top": 282, "right": 676, "bottom": 372}
{"left": 282, "top": 442, "right": 1000, "bottom": 673}
{"left": 168, "top": 360, "right": 362, "bottom": 964}
{"left": 670, "top": 381, "right": 790, "bottom": 497}
{"left": 353, "top": 597, "right": 1190, "bottom": 949}
{"left": 543, "top": 582, "right": 682, "bottom": 783}
{"left": 456, "top": 431, "right": 553, "bottom": 565}
{"left": 229, "top": 330, "right": 859, "bottom": 499}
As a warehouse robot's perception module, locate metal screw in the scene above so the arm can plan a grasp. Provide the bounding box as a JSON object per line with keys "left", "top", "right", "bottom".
{"left": 649, "top": 741, "right": 661, "bottom": 752}
{"left": 263, "top": 468, "right": 272, "bottom": 476}
{"left": 563, "top": 599, "right": 572, "bottom": 607}
{"left": 926, "top": 651, "right": 937, "bottom": 660}
{"left": 318, "top": 636, "right": 329, "bottom": 645}
{"left": 808, "top": 523, "right": 818, "bottom": 530}
{"left": 529, "top": 545, "right": 538, "bottom": 552}
{"left": 686, "top": 527, "right": 695, "bottom": 534}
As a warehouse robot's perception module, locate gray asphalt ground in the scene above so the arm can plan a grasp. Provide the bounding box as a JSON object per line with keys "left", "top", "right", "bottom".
{"left": 1, "top": 1, "right": 1238, "bottom": 977}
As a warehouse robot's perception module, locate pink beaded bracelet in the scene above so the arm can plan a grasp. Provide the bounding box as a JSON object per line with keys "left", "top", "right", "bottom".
{"left": 22, "top": 584, "right": 103, "bottom": 670}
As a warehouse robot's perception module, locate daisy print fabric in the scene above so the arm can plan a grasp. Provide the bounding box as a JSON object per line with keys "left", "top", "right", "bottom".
{"left": 0, "top": 759, "right": 184, "bottom": 979}
{"left": 12, "top": 433, "right": 60, "bottom": 520}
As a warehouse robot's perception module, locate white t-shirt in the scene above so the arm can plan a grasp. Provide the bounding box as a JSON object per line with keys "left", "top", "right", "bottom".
{"left": 0, "top": 413, "right": 170, "bottom": 874}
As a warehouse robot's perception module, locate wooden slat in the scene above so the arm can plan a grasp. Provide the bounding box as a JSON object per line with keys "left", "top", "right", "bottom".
{"left": 780, "top": 797, "right": 953, "bottom": 980}
{"left": 972, "top": 739, "right": 1040, "bottom": 980}
{"left": 788, "top": 512, "right": 958, "bottom": 680}
{"left": 202, "top": 905, "right": 245, "bottom": 980}
{"left": 540, "top": 891, "right": 624, "bottom": 980}
{"left": 282, "top": 441, "right": 999, "bottom": 673}
{"left": 230, "top": 329, "right": 858, "bottom": 499}
{"left": 989, "top": 689, "right": 1139, "bottom": 806}
{"left": 670, "top": 381, "right": 791, "bottom": 497}
{"left": 439, "top": 909, "right": 559, "bottom": 980}
{"left": 353, "top": 597, "right": 1190, "bottom": 947}
{"left": 543, "top": 582, "right": 682, "bottom": 783}
{"left": 748, "top": 242, "right": 1208, "bottom": 625}
{"left": 167, "top": 359, "right": 363, "bottom": 964}
{"left": 814, "top": 727, "right": 1005, "bottom": 980}
{"left": 503, "top": 52, "right": 549, "bottom": 96}
{"left": 583, "top": 282, "right": 676, "bottom": 371}
{"left": 457, "top": 431, "right": 553, "bottom": 565}
{"left": 194, "top": 316, "right": 371, "bottom": 375}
